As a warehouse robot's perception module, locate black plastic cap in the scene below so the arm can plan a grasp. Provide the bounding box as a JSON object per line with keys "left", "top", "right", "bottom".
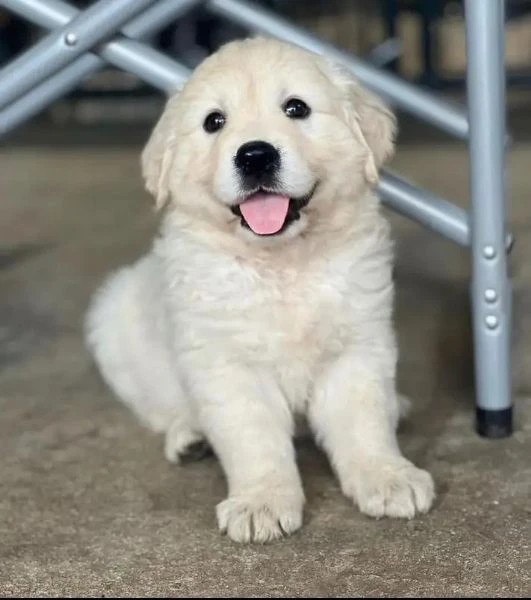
{"left": 476, "top": 407, "right": 513, "bottom": 438}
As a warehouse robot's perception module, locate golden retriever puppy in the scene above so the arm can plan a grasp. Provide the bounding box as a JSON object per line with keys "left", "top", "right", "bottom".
{"left": 85, "top": 36, "right": 435, "bottom": 543}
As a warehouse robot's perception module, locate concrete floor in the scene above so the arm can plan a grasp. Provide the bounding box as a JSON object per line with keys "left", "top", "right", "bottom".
{"left": 1, "top": 125, "right": 530, "bottom": 597}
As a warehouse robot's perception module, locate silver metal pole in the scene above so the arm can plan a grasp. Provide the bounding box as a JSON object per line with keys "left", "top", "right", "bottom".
{"left": 207, "top": 0, "right": 469, "bottom": 140}
{"left": 102, "top": 39, "right": 192, "bottom": 91}
{"left": 0, "top": 0, "right": 202, "bottom": 40}
{"left": 0, "top": 0, "right": 200, "bottom": 134}
{"left": 465, "top": 0, "right": 512, "bottom": 436}
{"left": 378, "top": 172, "right": 469, "bottom": 247}
{"left": 0, "top": 55, "right": 189, "bottom": 136}
{"left": 0, "top": 0, "right": 74, "bottom": 28}
{"left": 0, "top": 0, "right": 158, "bottom": 110}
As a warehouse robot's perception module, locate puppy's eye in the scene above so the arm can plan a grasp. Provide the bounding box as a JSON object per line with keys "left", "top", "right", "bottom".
{"left": 283, "top": 98, "right": 311, "bottom": 119}
{"left": 203, "top": 111, "right": 226, "bottom": 133}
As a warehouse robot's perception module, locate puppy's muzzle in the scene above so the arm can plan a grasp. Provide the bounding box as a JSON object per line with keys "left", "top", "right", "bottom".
{"left": 234, "top": 140, "right": 280, "bottom": 188}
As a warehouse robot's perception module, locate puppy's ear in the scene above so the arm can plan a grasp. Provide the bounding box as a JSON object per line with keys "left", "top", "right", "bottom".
{"left": 141, "top": 91, "right": 180, "bottom": 209}
{"left": 326, "top": 61, "right": 397, "bottom": 184}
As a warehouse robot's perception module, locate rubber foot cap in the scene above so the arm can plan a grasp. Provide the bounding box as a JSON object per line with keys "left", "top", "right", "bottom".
{"left": 476, "top": 407, "right": 513, "bottom": 438}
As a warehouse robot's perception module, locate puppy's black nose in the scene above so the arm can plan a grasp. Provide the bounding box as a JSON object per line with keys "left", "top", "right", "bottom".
{"left": 235, "top": 141, "right": 280, "bottom": 177}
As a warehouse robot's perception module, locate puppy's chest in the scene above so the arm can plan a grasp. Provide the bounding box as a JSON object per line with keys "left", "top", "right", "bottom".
{"left": 251, "top": 270, "right": 347, "bottom": 353}
{"left": 179, "top": 256, "right": 352, "bottom": 359}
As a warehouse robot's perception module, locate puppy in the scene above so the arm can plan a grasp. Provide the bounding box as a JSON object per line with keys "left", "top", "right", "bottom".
{"left": 85, "top": 37, "right": 435, "bottom": 543}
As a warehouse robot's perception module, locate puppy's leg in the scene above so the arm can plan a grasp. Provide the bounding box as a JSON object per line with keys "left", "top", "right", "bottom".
{"left": 189, "top": 364, "right": 304, "bottom": 543}
{"left": 309, "top": 353, "right": 434, "bottom": 519}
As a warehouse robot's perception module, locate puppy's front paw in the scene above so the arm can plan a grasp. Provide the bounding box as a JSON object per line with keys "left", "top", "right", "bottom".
{"left": 216, "top": 489, "right": 304, "bottom": 544}
{"left": 345, "top": 458, "right": 435, "bottom": 519}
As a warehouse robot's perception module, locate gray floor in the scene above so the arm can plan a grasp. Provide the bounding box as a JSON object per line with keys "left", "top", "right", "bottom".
{"left": 1, "top": 124, "right": 530, "bottom": 597}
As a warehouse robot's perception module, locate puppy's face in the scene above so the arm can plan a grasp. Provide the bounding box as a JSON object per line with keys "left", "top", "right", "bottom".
{"left": 142, "top": 38, "right": 396, "bottom": 243}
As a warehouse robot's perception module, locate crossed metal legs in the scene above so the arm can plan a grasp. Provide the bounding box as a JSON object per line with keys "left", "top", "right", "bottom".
{"left": 0, "top": 0, "right": 197, "bottom": 133}
{"left": 0, "top": 0, "right": 512, "bottom": 436}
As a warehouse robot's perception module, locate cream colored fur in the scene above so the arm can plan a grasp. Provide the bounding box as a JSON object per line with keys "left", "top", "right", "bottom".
{"left": 85, "top": 37, "right": 434, "bottom": 543}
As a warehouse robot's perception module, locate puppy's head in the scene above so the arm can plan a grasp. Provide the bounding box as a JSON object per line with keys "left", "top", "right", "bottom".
{"left": 142, "top": 37, "right": 396, "bottom": 243}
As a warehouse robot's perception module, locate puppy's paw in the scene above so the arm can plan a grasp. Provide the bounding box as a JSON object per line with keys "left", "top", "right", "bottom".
{"left": 164, "top": 426, "right": 210, "bottom": 464}
{"left": 216, "top": 489, "right": 304, "bottom": 544}
{"left": 345, "top": 458, "right": 435, "bottom": 519}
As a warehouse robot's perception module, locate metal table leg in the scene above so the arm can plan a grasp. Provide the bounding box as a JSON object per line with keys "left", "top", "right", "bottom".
{"left": 465, "top": 0, "right": 512, "bottom": 437}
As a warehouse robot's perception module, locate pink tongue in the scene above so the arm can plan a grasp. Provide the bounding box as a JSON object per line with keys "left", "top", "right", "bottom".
{"left": 239, "top": 193, "right": 290, "bottom": 235}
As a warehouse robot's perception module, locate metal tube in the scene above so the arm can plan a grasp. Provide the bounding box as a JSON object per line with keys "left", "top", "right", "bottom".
{"left": 123, "top": 0, "right": 202, "bottom": 40}
{"left": 0, "top": 0, "right": 158, "bottom": 110}
{"left": 0, "top": 0, "right": 202, "bottom": 40}
{"left": 465, "top": 0, "right": 511, "bottom": 434}
{"left": 3, "top": 0, "right": 198, "bottom": 86}
{"left": 0, "top": 55, "right": 189, "bottom": 136}
{"left": 0, "top": 0, "right": 200, "bottom": 135}
{"left": 366, "top": 39, "right": 401, "bottom": 68}
{"left": 378, "top": 172, "right": 469, "bottom": 247}
{"left": 101, "top": 40, "right": 191, "bottom": 92}
{"left": 0, "top": 0, "right": 75, "bottom": 29}
{"left": 207, "top": 0, "right": 469, "bottom": 140}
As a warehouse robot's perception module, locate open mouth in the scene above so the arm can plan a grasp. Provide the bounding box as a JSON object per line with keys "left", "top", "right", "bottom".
{"left": 230, "top": 186, "right": 316, "bottom": 236}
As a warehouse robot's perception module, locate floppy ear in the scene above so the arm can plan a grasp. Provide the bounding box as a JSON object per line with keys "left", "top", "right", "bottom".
{"left": 141, "top": 91, "right": 180, "bottom": 209}
{"left": 325, "top": 61, "right": 397, "bottom": 184}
